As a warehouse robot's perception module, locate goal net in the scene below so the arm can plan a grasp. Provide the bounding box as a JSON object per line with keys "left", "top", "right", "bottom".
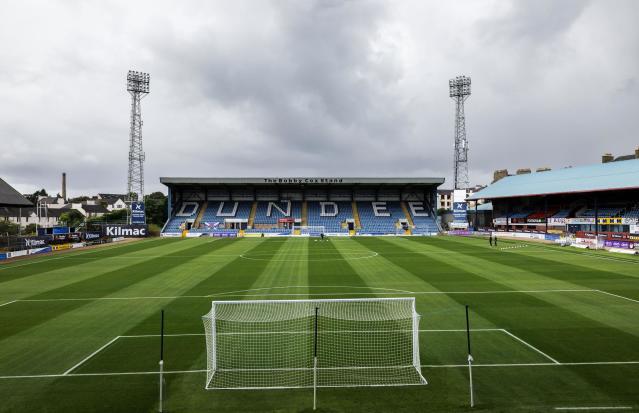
{"left": 202, "top": 298, "right": 427, "bottom": 390}
{"left": 300, "top": 226, "right": 325, "bottom": 236}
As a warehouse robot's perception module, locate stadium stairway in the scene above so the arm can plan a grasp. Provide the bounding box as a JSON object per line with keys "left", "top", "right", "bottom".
{"left": 248, "top": 202, "right": 258, "bottom": 227}
{"left": 400, "top": 202, "right": 415, "bottom": 226}
{"left": 193, "top": 201, "right": 208, "bottom": 229}
{"left": 400, "top": 202, "right": 413, "bottom": 235}
{"left": 302, "top": 201, "right": 308, "bottom": 226}
{"left": 352, "top": 201, "right": 361, "bottom": 229}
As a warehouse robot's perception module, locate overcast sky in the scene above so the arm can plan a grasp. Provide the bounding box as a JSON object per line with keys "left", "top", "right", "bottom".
{"left": 1, "top": 0, "right": 638, "bottom": 196}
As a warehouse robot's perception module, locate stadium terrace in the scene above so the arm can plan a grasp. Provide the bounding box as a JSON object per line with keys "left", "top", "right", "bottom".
{"left": 159, "top": 177, "right": 444, "bottom": 237}
{"left": 469, "top": 158, "right": 639, "bottom": 250}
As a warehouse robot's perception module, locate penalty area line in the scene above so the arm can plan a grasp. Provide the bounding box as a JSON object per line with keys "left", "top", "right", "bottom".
{"left": 63, "top": 336, "right": 121, "bottom": 375}
{"left": 500, "top": 329, "right": 560, "bottom": 364}
{"left": 594, "top": 289, "right": 639, "bottom": 305}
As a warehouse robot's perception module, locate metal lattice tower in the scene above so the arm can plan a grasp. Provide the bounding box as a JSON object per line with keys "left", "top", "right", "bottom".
{"left": 126, "top": 70, "right": 150, "bottom": 202}
{"left": 449, "top": 75, "right": 471, "bottom": 190}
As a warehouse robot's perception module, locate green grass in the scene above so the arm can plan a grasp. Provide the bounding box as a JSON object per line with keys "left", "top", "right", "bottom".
{"left": 1, "top": 236, "right": 639, "bottom": 412}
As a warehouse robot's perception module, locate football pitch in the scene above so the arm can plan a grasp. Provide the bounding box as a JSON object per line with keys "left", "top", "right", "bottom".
{"left": 1, "top": 236, "right": 639, "bottom": 412}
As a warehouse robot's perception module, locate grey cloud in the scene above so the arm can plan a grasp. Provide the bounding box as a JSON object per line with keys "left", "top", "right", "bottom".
{"left": 1, "top": 0, "right": 638, "bottom": 197}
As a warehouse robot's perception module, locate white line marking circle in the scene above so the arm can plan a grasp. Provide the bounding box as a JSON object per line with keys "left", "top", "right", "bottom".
{"left": 239, "top": 250, "right": 379, "bottom": 261}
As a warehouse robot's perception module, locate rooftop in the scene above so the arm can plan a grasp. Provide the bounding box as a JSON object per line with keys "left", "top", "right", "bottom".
{"left": 469, "top": 159, "right": 639, "bottom": 200}
{"left": 160, "top": 177, "right": 445, "bottom": 186}
{"left": 0, "top": 178, "right": 32, "bottom": 207}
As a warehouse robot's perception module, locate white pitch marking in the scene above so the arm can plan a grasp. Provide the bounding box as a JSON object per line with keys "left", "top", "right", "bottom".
{"left": 500, "top": 329, "right": 560, "bottom": 364}
{"left": 0, "top": 239, "right": 156, "bottom": 271}
{"left": 0, "top": 370, "right": 208, "bottom": 379}
{"left": 209, "top": 285, "right": 416, "bottom": 296}
{"left": 595, "top": 290, "right": 639, "bottom": 305}
{"left": 18, "top": 295, "right": 211, "bottom": 303}
{"left": 554, "top": 407, "right": 632, "bottom": 411}
{"left": 3, "top": 360, "right": 639, "bottom": 380}
{"left": 414, "top": 289, "right": 593, "bottom": 295}
{"left": 63, "top": 336, "right": 121, "bottom": 375}
{"left": 239, "top": 251, "right": 379, "bottom": 262}
{"left": 7, "top": 289, "right": 595, "bottom": 304}
{"left": 0, "top": 300, "right": 17, "bottom": 308}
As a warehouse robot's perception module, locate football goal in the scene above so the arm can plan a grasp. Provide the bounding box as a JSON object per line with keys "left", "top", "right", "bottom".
{"left": 300, "top": 226, "right": 325, "bottom": 236}
{"left": 202, "top": 298, "right": 427, "bottom": 393}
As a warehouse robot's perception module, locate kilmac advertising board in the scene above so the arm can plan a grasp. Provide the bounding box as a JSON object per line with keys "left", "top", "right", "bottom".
{"left": 102, "top": 225, "right": 148, "bottom": 238}
{"left": 130, "top": 202, "right": 146, "bottom": 224}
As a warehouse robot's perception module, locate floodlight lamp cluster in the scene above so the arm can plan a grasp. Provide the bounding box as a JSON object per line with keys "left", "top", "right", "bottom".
{"left": 127, "top": 70, "right": 150, "bottom": 93}
{"left": 449, "top": 75, "right": 471, "bottom": 98}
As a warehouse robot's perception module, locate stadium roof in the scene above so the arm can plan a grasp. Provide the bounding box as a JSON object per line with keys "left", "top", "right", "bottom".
{"left": 468, "top": 159, "right": 639, "bottom": 200}
{"left": 160, "top": 177, "right": 445, "bottom": 186}
{"left": 0, "top": 178, "right": 32, "bottom": 207}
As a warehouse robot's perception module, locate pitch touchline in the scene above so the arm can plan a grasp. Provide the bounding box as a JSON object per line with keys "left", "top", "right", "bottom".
{"left": 0, "top": 238, "right": 157, "bottom": 271}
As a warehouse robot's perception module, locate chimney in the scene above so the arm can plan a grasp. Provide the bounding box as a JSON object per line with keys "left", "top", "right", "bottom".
{"left": 602, "top": 153, "right": 614, "bottom": 163}
{"left": 493, "top": 169, "right": 509, "bottom": 183}
{"left": 536, "top": 167, "right": 551, "bottom": 172}
{"left": 62, "top": 172, "right": 67, "bottom": 201}
{"left": 516, "top": 168, "right": 531, "bottom": 175}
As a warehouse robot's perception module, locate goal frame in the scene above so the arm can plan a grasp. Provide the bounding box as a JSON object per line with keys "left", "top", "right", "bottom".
{"left": 202, "top": 297, "right": 427, "bottom": 391}
{"left": 299, "top": 225, "right": 326, "bottom": 236}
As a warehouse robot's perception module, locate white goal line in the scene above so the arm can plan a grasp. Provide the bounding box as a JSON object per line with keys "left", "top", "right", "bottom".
{"left": 3, "top": 360, "right": 639, "bottom": 380}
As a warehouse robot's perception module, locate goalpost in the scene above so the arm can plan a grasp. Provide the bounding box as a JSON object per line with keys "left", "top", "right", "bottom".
{"left": 300, "top": 226, "right": 325, "bottom": 236}
{"left": 202, "top": 298, "right": 427, "bottom": 396}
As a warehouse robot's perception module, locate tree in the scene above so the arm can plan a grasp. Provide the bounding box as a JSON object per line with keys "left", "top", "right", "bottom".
{"left": 59, "top": 210, "right": 85, "bottom": 229}
{"left": 68, "top": 196, "right": 92, "bottom": 203}
{"left": 0, "top": 221, "right": 20, "bottom": 236}
{"left": 145, "top": 192, "right": 167, "bottom": 226}
{"left": 23, "top": 223, "right": 37, "bottom": 235}
{"left": 26, "top": 189, "right": 48, "bottom": 204}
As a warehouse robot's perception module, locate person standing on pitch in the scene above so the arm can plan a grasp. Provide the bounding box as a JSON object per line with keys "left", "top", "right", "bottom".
{"left": 489, "top": 233, "right": 493, "bottom": 247}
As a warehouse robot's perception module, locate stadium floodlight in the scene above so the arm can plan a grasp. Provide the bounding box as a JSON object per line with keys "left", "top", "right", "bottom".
{"left": 449, "top": 75, "right": 471, "bottom": 190}
{"left": 126, "top": 70, "right": 150, "bottom": 206}
{"left": 449, "top": 75, "right": 471, "bottom": 98}
{"left": 127, "top": 70, "right": 150, "bottom": 93}
{"left": 202, "top": 298, "right": 426, "bottom": 408}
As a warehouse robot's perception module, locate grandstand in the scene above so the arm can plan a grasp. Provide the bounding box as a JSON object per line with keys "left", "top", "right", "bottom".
{"left": 469, "top": 158, "right": 639, "bottom": 247}
{"left": 160, "top": 177, "right": 443, "bottom": 236}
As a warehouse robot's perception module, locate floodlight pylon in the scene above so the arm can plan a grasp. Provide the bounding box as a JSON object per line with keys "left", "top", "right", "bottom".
{"left": 449, "top": 75, "right": 471, "bottom": 190}
{"left": 126, "top": 70, "right": 150, "bottom": 202}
